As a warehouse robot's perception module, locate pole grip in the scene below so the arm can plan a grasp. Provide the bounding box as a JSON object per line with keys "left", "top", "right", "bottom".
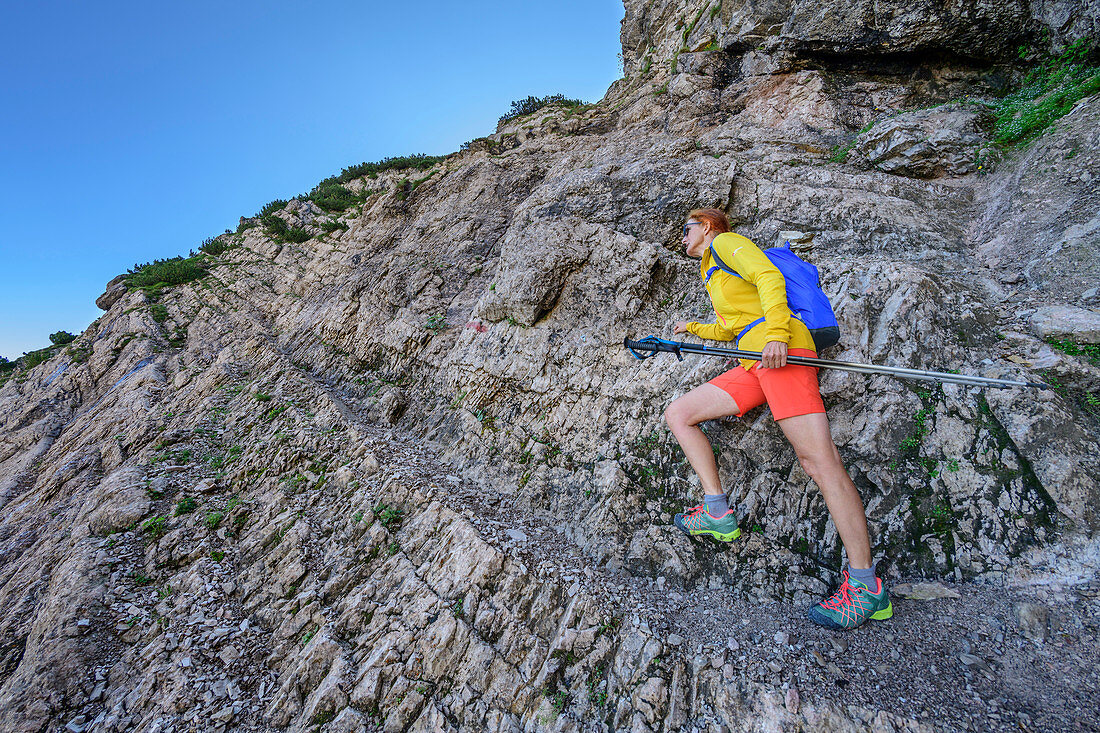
{"left": 624, "top": 336, "right": 683, "bottom": 361}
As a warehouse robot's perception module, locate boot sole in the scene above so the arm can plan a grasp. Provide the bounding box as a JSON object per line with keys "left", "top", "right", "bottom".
{"left": 690, "top": 527, "right": 742, "bottom": 542}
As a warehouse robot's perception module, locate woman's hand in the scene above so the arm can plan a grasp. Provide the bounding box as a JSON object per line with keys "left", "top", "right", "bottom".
{"left": 759, "top": 340, "right": 788, "bottom": 369}
{"left": 673, "top": 321, "right": 689, "bottom": 334}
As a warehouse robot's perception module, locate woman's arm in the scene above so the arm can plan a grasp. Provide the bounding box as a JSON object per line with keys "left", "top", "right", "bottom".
{"left": 681, "top": 320, "right": 737, "bottom": 341}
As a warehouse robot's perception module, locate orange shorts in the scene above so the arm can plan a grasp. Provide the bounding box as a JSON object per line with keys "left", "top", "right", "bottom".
{"left": 708, "top": 348, "right": 825, "bottom": 421}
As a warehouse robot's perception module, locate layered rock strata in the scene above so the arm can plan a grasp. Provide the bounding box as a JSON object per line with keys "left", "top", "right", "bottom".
{"left": 1, "top": 0, "right": 1099, "bottom": 730}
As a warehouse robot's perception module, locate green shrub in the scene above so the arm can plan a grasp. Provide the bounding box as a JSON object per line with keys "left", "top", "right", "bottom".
{"left": 126, "top": 256, "right": 208, "bottom": 288}
{"left": 141, "top": 516, "right": 168, "bottom": 538}
{"left": 262, "top": 215, "right": 288, "bottom": 237}
{"left": 320, "top": 219, "right": 349, "bottom": 233}
{"left": 326, "top": 154, "right": 446, "bottom": 185}
{"left": 49, "top": 331, "right": 75, "bottom": 346}
{"left": 65, "top": 345, "right": 90, "bottom": 363}
{"left": 21, "top": 347, "right": 53, "bottom": 369}
{"left": 991, "top": 39, "right": 1100, "bottom": 146}
{"left": 175, "top": 496, "right": 198, "bottom": 515}
{"left": 205, "top": 511, "right": 224, "bottom": 529}
{"left": 425, "top": 314, "right": 447, "bottom": 333}
{"left": 150, "top": 304, "right": 169, "bottom": 323}
{"left": 260, "top": 199, "right": 288, "bottom": 217}
{"left": 283, "top": 226, "right": 311, "bottom": 243}
{"left": 309, "top": 181, "right": 359, "bottom": 212}
{"left": 372, "top": 502, "right": 403, "bottom": 529}
{"left": 498, "top": 94, "right": 584, "bottom": 125}
{"left": 199, "top": 236, "right": 234, "bottom": 256}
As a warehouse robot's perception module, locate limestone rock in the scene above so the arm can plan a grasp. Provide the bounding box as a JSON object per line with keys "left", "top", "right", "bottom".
{"left": 892, "top": 583, "right": 962, "bottom": 601}
{"left": 1013, "top": 601, "right": 1050, "bottom": 641}
{"left": 80, "top": 466, "right": 152, "bottom": 536}
{"left": 1030, "top": 305, "right": 1100, "bottom": 344}
{"left": 851, "top": 105, "right": 988, "bottom": 179}
{"left": 96, "top": 275, "right": 128, "bottom": 311}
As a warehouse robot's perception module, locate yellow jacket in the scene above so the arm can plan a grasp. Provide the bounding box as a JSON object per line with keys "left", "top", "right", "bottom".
{"left": 686, "top": 232, "right": 816, "bottom": 369}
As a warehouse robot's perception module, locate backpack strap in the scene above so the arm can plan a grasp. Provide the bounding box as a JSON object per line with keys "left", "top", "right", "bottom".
{"left": 707, "top": 244, "right": 743, "bottom": 280}
{"left": 735, "top": 317, "right": 765, "bottom": 347}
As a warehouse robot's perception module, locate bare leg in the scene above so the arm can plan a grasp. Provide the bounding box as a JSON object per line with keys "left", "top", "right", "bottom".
{"left": 664, "top": 384, "right": 740, "bottom": 496}
{"left": 777, "top": 412, "right": 873, "bottom": 569}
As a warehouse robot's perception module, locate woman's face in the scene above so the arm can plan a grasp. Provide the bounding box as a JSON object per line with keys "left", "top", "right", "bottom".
{"left": 682, "top": 219, "right": 710, "bottom": 258}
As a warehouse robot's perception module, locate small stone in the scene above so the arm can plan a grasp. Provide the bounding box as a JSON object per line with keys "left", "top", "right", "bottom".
{"left": 812, "top": 650, "right": 827, "bottom": 667}
{"left": 891, "top": 582, "right": 960, "bottom": 600}
{"left": 774, "top": 631, "right": 790, "bottom": 646}
{"left": 767, "top": 660, "right": 783, "bottom": 673}
{"left": 828, "top": 637, "right": 848, "bottom": 654}
{"left": 667, "top": 634, "right": 684, "bottom": 646}
{"left": 211, "top": 706, "right": 235, "bottom": 724}
{"left": 959, "top": 653, "right": 990, "bottom": 671}
{"left": 1013, "top": 602, "right": 1049, "bottom": 642}
{"left": 65, "top": 716, "right": 88, "bottom": 733}
{"left": 179, "top": 656, "right": 192, "bottom": 668}
{"left": 726, "top": 637, "right": 740, "bottom": 652}
{"left": 785, "top": 687, "right": 800, "bottom": 714}
{"left": 506, "top": 528, "right": 527, "bottom": 542}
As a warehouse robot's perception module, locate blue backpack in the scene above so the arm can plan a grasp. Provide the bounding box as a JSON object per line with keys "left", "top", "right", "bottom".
{"left": 706, "top": 241, "right": 840, "bottom": 351}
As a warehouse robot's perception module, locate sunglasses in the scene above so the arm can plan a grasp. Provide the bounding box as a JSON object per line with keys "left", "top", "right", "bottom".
{"left": 682, "top": 222, "right": 703, "bottom": 236}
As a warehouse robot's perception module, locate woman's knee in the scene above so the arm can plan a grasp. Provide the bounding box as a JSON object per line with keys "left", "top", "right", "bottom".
{"left": 664, "top": 400, "right": 693, "bottom": 430}
{"left": 797, "top": 448, "right": 842, "bottom": 483}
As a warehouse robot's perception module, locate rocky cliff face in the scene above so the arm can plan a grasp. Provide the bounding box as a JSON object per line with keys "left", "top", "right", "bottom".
{"left": 2, "top": 1, "right": 1099, "bottom": 731}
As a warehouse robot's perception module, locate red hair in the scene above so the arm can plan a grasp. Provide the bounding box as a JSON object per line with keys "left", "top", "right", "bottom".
{"left": 687, "top": 208, "right": 730, "bottom": 235}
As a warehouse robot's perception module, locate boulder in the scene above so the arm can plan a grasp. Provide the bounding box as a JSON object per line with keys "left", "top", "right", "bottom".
{"left": 1030, "top": 305, "right": 1100, "bottom": 344}
{"left": 96, "top": 275, "right": 129, "bottom": 311}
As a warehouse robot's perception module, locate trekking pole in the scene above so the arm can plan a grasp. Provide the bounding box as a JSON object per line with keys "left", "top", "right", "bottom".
{"left": 623, "top": 336, "right": 1051, "bottom": 390}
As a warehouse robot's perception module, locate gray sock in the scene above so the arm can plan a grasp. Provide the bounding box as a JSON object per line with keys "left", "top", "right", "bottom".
{"left": 704, "top": 494, "right": 729, "bottom": 518}
{"left": 848, "top": 563, "right": 878, "bottom": 589}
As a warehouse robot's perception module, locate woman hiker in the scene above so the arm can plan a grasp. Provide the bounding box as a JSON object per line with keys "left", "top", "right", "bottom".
{"left": 663, "top": 208, "right": 892, "bottom": 630}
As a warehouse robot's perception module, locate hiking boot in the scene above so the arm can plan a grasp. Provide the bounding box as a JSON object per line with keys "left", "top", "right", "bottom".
{"left": 673, "top": 504, "right": 741, "bottom": 542}
{"left": 807, "top": 568, "right": 893, "bottom": 630}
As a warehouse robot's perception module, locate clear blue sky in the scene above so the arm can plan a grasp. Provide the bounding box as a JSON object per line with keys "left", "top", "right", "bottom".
{"left": 0, "top": 1, "right": 624, "bottom": 361}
